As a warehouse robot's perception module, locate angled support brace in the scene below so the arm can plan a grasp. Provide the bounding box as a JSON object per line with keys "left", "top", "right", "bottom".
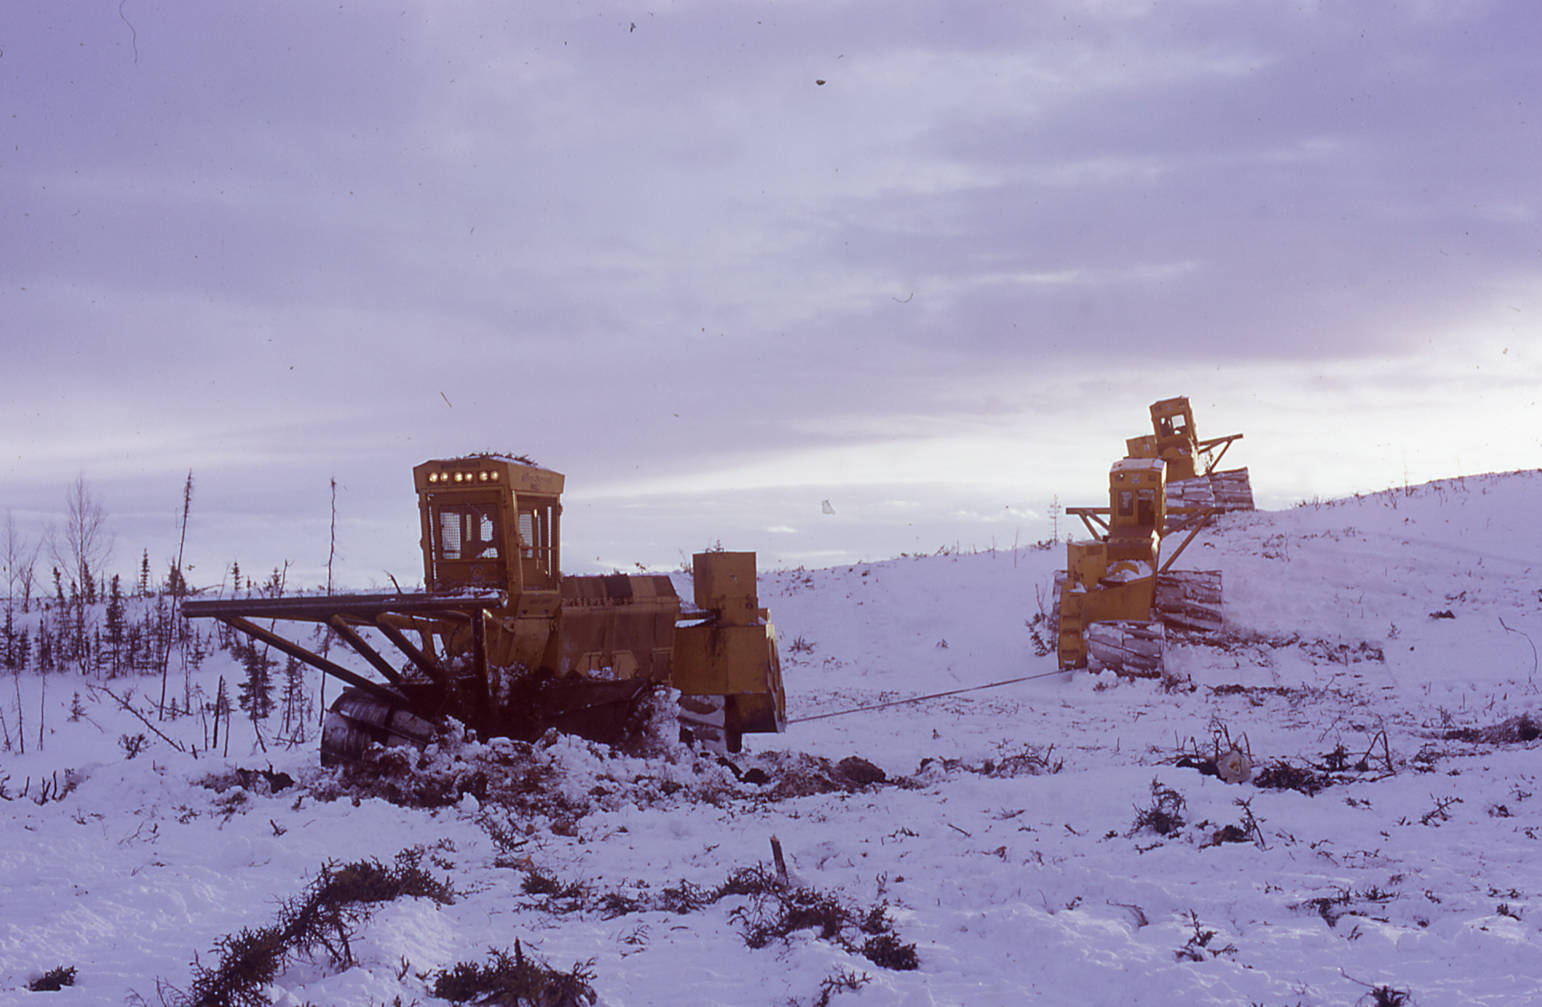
{"left": 327, "top": 615, "right": 405, "bottom": 686}
{"left": 1159, "top": 515, "right": 1214, "bottom": 574}
{"left": 1067, "top": 506, "right": 1111, "bottom": 542}
{"left": 216, "top": 615, "right": 400, "bottom": 705}
{"left": 1197, "top": 433, "right": 1243, "bottom": 474}
{"left": 373, "top": 617, "right": 449, "bottom": 688}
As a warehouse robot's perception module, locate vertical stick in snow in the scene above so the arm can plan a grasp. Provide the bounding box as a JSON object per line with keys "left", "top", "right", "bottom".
{"left": 11, "top": 666, "right": 23, "bottom": 755}
{"left": 320, "top": 476, "right": 337, "bottom": 726}
{"left": 213, "top": 675, "right": 225, "bottom": 753}
{"left": 327, "top": 476, "right": 337, "bottom": 597}
{"left": 161, "top": 469, "right": 194, "bottom": 720}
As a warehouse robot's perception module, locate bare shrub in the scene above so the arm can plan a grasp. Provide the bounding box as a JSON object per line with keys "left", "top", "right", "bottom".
{"left": 913, "top": 744, "right": 1062, "bottom": 781}
{"left": 163, "top": 849, "right": 454, "bottom": 1007}
{"left": 731, "top": 887, "right": 918, "bottom": 970}
{"left": 813, "top": 969, "right": 870, "bottom": 1006}
{"left": 1174, "top": 910, "right": 1236, "bottom": 961}
{"left": 29, "top": 965, "right": 78, "bottom": 991}
{"left": 1129, "top": 780, "right": 1186, "bottom": 837}
{"left": 432, "top": 942, "right": 597, "bottom": 1007}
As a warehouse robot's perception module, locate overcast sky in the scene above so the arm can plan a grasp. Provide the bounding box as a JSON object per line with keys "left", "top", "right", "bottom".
{"left": 4, "top": 0, "right": 1539, "bottom": 589}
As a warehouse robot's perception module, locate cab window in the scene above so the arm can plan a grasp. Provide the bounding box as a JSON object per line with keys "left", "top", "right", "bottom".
{"left": 517, "top": 501, "right": 558, "bottom": 582}
{"left": 435, "top": 503, "right": 500, "bottom": 561}
{"left": 1136, "top": 489, "right": 1156, "bottom": 526}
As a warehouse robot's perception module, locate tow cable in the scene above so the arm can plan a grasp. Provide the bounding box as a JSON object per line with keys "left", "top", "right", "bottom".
{"left": 788, "top": 668, "right": 1069, "bottom": 724}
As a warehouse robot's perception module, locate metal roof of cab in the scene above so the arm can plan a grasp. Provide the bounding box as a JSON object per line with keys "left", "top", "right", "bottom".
{"left": 413, "top": 456, "right": 566, "bottom": 495}
{"left": 1111, "top": 456, "right": 1165, "bottom": 477}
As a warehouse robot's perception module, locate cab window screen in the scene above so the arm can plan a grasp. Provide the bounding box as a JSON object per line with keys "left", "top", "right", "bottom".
{"left": 436, "top": 503, "right": 500, "bottom": 560}
{"left": 438, "top": 510, "right": 464, "bottom": 559}
{"left": 517, "top": 504, "right": 557, "bottom": 579}
{"left": 518, "top": 512, "right": 535, "bottom": 559}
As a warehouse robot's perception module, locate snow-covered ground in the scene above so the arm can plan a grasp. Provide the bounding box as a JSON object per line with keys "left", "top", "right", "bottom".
{"left": 3, "top": 471, "right": 1540, "bottom": 1005}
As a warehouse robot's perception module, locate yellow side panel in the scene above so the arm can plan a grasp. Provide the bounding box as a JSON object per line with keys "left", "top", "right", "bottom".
{"left": 672, "top": 622, "right": 774, "bottom": 696}
{"left": 1067, "top": 540, "right": 1107, "bottom": 588}
{"left": 693, "top": 551, "right": 760, "bottom": 624}
{"left": 1081, "top": 579, "right": 1156, "bottom": 623}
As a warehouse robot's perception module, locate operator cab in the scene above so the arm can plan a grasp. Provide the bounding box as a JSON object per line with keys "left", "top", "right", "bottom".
{"left": 1148, "top": 396, "right": 1200, "bottom": 480}
{"left": 414, "top": 456, "right": 564, "bottom": 594}
{"left": 1106, "top": 457, "right": 1165, "bottom": 563}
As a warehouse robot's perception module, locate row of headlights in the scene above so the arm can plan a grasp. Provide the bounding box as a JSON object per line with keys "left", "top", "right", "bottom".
{"left": 427, "top": 470, "right": 501, "bottom": 484}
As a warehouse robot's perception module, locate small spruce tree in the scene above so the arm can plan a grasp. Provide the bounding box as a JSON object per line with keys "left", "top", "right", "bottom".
{"left": 238, "top": 642, "right": 275, "bottom": 726}
{"left": 164, "top": 561, "right": 186, "bottom": 598}
{"left": 105, "top": 575, "right": 125, "bottom": 677}
{"left": 280, "top": 655, "right": 309, "bottom": 743}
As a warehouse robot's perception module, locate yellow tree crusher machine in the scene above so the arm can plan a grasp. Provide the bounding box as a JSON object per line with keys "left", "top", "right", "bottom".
{"left": 185, "top": 455, "right": 786, "bottom": 762}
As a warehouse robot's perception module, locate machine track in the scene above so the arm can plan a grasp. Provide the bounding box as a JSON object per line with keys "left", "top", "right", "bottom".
{"left": 1086, "top": 620, "right": 1166, "bottom": 676}
{"left": 1166, "top": 467, "right": 1254, "bottom": 518}
{"left": 1052, "top": 570, "right": 1224, "bottom": 679}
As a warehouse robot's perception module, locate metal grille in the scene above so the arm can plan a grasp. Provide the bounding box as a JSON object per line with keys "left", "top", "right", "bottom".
{"left": 438, "top": 509, "right": 464, "bottom": 559}
{"left": 437, "top": 504, "right": 500, "bottom": 561}
{"left": 518, "top": 511, "right": 535, "bottom": 559}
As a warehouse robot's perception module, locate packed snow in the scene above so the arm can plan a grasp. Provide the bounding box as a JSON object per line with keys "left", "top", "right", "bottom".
{"left": 3, "top": 471, "right": 1540, "bottom": 1005}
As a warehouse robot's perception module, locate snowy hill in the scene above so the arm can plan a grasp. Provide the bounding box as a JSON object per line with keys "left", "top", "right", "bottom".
{"left": 2, "top": 471, "right": 1540, "bottom": 1005}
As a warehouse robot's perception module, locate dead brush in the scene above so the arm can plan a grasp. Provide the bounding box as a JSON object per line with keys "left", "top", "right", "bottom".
{"left": 1173, "top": 910, "right": 1237, "bottom": 962}
{"left": 912, "top": 744, "right": 1063, "bottom": 780}
{"left": 983, "top": 745, "right": 1063, "bottom": 777}
{"left": 812, "top": 969, "right": 871, "bottom": 1006}
{"left": 597, "top": 891, "right": 643, "bottom": 918}
{"left": 505, "top": 855, "right": 919, "bottom": 971}
{"left": 1298, "top": 885, "right": 1398, "bottom": 929}
{"left": 310, "top": 849, "right": 456, "bottom": 908}
{"left": 786, "top": 635, "right": 816, "bottom": 655}
{"left": 515, "top": 861, "right": 783, "bottom": 920}
{"left": 1341, "top": 970, "right": 1413, "bottom": 1006}
{"left": 735, "top": 887, "right": 849, "bottom": 947}
{"left": 521, "top": 868, "right": 593, "bottom": 912}
{"left": 161, "top": 849, "right": 454, "bottom": 1007}
{"left": 1254, "top": 760, "right": 1333, "bottom": 796}
{"left": 1418, "top": 795, "right": 1462, "bottom": 826}
{"left": 730, "top": 887, "right": 918, "bottom": 970}
{"left": 1025, "top": 613, "right": 1054, "bottom": 657}
{"left": 658, "top": 879, "right": 714, "bottom": 915}
{"left": 27, "top": 964, "right": 78, "bottom": 991}
{"left": 1129, "top": 780, "right": 1186, "bottom": 838}
{"left": 715, "top": 863, "right": 783, "bottom": 898}
{"left": 860, "top": 930, "right": 919, "bottom": 971}
{"left": 432, "top": 941, "right": 597, "bottom": 1006}
{"left": 1254, "top": 731, "right": 1395, "bottom": 796}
